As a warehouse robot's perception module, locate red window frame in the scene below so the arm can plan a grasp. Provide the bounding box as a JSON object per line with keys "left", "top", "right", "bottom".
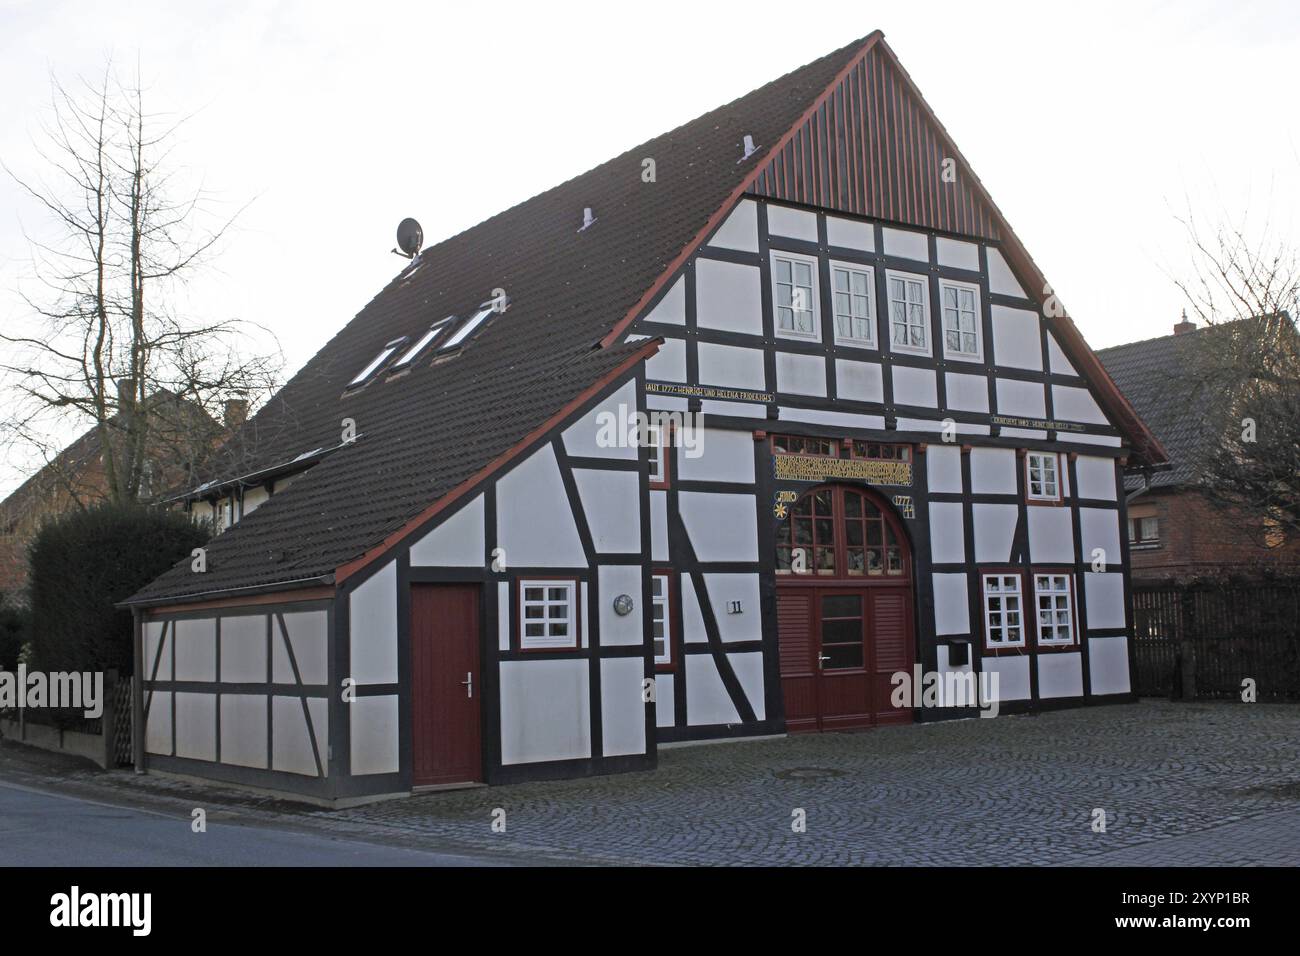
{"left": 776, "top": 485, "right": 910, "bottom": 580}
{"left": 517, "top": 577, "right": 581, "bottom": 652}
{"left": 770, "top": 433, "right": 838, "bottom": 458}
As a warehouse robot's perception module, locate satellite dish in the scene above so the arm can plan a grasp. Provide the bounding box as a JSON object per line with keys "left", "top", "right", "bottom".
{"left": 394, "top": 218, "right": 423, "bottom": 259}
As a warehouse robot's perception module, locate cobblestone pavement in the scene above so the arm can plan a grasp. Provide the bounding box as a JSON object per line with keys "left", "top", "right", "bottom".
{"left": 3, "top": 701, "right": 1298, "bottom": 865}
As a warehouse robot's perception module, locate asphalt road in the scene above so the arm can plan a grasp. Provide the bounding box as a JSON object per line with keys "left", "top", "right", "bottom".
{"left": 0, "top": 780, "right": 507, "bottom": 866}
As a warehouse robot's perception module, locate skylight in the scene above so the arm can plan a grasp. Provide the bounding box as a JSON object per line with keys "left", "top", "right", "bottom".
{"left": 348, "top": 337, "right": 407, "bottom": 387}
{"left": 438, "top": 305, "right": 495, "bottom": 352}
{"left": 390, "top": 318, "right": 453, "bottom": 371}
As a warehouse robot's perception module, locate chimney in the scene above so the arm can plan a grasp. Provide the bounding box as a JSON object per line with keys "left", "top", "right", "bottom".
{"left": 1173, "top": 309, "right": 1196, "bottom": 336}
{"left": 223, "top": 395, "right": 249, "bottom": 429}
{"left": 116, "top": 378, "right": 137, "bottom": 424}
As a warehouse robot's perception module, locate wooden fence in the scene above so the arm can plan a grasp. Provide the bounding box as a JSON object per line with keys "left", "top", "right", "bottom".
{"left": 1132, "top": 579, "right": 1300, "bottom": 700}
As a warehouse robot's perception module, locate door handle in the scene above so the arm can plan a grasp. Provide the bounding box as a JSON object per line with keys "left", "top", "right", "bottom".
{"left": 818, "top": 654, "right": 830, "bottom": 668}
{"left": 461, "top": 672, "right": 473, "bottom": 698}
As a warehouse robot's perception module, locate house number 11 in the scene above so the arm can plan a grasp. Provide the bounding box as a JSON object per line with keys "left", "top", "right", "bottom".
{"left": 727, "top": 600, "right": 743, "bottom": 614}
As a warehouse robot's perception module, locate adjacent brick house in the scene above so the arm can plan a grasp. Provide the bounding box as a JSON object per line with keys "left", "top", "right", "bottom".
{"left": 1098, "top": 315, "right": 1300, "bottom": 581}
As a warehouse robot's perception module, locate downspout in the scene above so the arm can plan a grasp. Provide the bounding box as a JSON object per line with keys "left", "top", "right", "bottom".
{"left": 1125, "top": 468, "right": 1153, "bottom": 505}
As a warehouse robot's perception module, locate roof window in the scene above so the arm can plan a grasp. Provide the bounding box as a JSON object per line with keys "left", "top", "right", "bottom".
{"left": 438, "top": 304, "right": 496, "bottom": 352}
{"left": 390, "top": 318, "right": 453, "bottom": 372}
{"left": 348, "top": 337, "right": 408, "bottom": 388}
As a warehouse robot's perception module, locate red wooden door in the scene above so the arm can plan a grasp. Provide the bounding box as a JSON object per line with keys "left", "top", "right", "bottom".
{"left": 411, "top": 584, "right": 482, "bottom": 786}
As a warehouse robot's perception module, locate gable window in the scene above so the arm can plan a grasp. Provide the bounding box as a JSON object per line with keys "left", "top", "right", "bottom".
{"left": 651, "top": 573, "right": 673, "bottom": 667}
{"left": 1034, "top": 573, "right": 1077, "bottom": 647}
{"left": 772, "top": 252, "right": 820, "bottom": 340}
{"left": 939, "top": 279, "right": 981, "bottom": 359}
{"left": 390, "top": 318, "right": 453, "bottom": 372}
{"left": 1128, "top": 506, "right": 1160, "bottom": 549}
{"left": 348, "top": 337, "right": 408, "bottom": 388}
{"left": 831, "top": 262, "right": 874, "bottom": 346}
{"left": 439, "top": 305, "right": 496, "bottom": 353}
{"left": 887, "top": 271, "right": 929, "bottom": 354}
{"left": 519, "top": 580, "right": 578, "bottom": 650}
{"left": 1026, "top": 451, "right": 1061, "bottom": 502}
{"left": 982, "top": 573, "right": 1025, "bottom": 650}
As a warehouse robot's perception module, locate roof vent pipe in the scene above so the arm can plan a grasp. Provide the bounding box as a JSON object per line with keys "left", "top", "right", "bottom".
{"left": 738, "top": 133, "right": 760, "bottom": 163}
{"left": 579, "top": 207, "right": 596, "bottom": 232}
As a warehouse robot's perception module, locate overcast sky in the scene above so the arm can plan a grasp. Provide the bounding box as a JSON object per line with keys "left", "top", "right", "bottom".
{"left": 1, "top": 0, "right": 1297, "bottom": 495}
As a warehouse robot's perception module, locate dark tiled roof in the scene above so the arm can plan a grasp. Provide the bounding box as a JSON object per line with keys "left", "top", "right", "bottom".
{"left": 125, "top": 37, "right": 869, "bottom": 605}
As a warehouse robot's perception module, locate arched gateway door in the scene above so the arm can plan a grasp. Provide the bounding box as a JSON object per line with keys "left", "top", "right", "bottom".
{"left": 775, "top": 485, "right": 915, "bottom": 732}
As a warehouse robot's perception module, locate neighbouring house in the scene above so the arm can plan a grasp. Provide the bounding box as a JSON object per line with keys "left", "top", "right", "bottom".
{"left": 1098, "top": 314, "right": 1300, "bottom": 581}
{"left": 0, "top": 386, "right": 236, "bottom": 602}
{"left": 123, "top": 31, "right": 1167, "bottom": 806}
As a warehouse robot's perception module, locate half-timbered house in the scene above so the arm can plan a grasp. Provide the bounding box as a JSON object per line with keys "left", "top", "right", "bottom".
{"left": 124, "top": 32, "right": 1167, "bottom": 805}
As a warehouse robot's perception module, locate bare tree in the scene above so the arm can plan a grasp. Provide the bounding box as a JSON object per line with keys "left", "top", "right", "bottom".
{"left": 1, "top": 62, "right": 281, "bottom": 510}
{"left": 1172, "top": 211, "right": 1300, "bottom": 544}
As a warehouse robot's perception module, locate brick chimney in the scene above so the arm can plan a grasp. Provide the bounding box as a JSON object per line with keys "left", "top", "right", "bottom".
{"left": 223, "top": 395, "right": 249, "bottom": 429}
{"left": 1173, "top": 309, "right": 1196, "bottom": 336}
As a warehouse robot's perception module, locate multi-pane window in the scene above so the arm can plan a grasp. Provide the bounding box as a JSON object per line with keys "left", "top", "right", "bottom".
{"left": 982, "top": 574, "right": 1024, "bottom": 648}
{"left": 773, "top": 254, "right": 818, "bottom": 338}
{"left": 771, "top": 434, "right": 838, "bottom": 457}
{"left": 520, "top": 581, "right": 577, "bottom": 650}
{"left": 775, "top": 487, "right": 906, "bottom": 578}
{"left": 1035, "top": 574, "right": 1076, "bottom": 646}
{"left": 1026, "top": 452, "right": 1061, "bottom": 501}
{"left": 646, "top": 423, "right": 666, "bottom": 486}
{"left": 887, "top": 272, "right": 928, "bottom": 352}
{"left": 849, "top": 441, "right": 912, "bottom": 462}
{"left": 940, "top": 281, "right": 980, "bottom": 357}
{"left": 651, "top": 574, "right": 671, "bottom": 665}
{"left": 832, "top": 264, "right": 874, "bottom": 344}
{"left": 1128, "top": 509, "right": 1159, "bottom": 547}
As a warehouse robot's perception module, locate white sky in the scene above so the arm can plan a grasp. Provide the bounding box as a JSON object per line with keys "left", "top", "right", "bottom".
{"left": 1, "top": 0, "right": 1297, "bottom": 496}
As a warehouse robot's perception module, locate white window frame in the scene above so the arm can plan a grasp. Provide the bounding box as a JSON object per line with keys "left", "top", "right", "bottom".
{"left": 1128, "top": 513, "right": 1160, "bottom": 548}
{"left": 938, "top": 278, "right": 983, "bottom": 362}
{"left": 348, "top": 337, "right": 407, "bottom": 387}
{"left": 885, "top": 269, "right": 931, "bottom": 356}
{"left": 519, "top": 580, "right": 578, "bottom": 650}
{"left": 982, "top": 573, "right": 1025, "bottom": 649}
{"left": 646, "top": 423, "right": 667, "bottom": 486}
{"left": 651, "top": 573, "right": 671, "bottom": 665}
{"left": 829, "top": 260, "right": 876, "bottom": 349}
{"left": 1026, "top": 451, "right": 1062, "bottom": 502}
{"left": 770, "top": 250, "right": 822, "bottom": 342}
{"left": 390, "top": 318, "right": 453, "bottom": 371}
{"left": 1034, "top": 573, "right": 1077, "bottom": 647}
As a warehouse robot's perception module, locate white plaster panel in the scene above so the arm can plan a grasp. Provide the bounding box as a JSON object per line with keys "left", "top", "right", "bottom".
{"left": 776, "top": 351, "right": 827, "bottom": 397}
{"left": 1052, "top": 385, "right": 1110, "bottom": 425}
{"left": 892, "top": 365, "right": 938, "bottom": 408}
{"left": 991, "top": 305, "right": 1043, "bottom": 371}
{"left": 655, "top": 674, "right": 676, "bottom": 728}
{"left": 498, "top": 582, "right": 511, "bottom": 651}
{"left": 144, "top": 621, "right": 171, "bottom": 682}
{"left": 704, "top": 574, "right": 762, "bottom": 642}
{"left": 1065, "top": 433, "right": 1123, "bottom": 447}
{"left": 1075, "top": 455, "right": 1118, "bottom": 501}
{"left": 1001, "top": 427, "right": 1047, "bottom": 440}
{"left": 929, "top": 502, "right": 966, "bottom": 564}
{"left": 935, "top": 236, "right": 980, "bottom": 271}
{"left": 601, "top": 656, "right": 647, "bottom": 757}
{"left": 349, "top": 560, "right": 398, "bottom": 685}
{"left": 145, "top": 691, "right": 172, "bottom": 755}
{"left": 650, "top": 490, "right": 668, "bottom": 561}
{"left": 574, "top": 469, "right": 641, "bottom": 553}
{"left": 996, "top": 378, "right": 1047, "bottom": 419}
{"left": 562, "top": 380, "right": 639, "bottom": 460}
{"left": 496, "top": 444, "right": 587, "bottom": 567}
{"left": 681, "top": 575, "right": 707, "bottom": 644}
{"left": 709, "top": 199, "right": 759, "bottom": 252}
{"left": 766, "top": 204, "right": 818, "bottom": 242}
{"left": 729, "top": 651, "right": 766, "bottom": 721}
{"left": 410, "top": 494, "right": 485, "bottom": 566}
{"left": 1089, "top": 636, "right": 1131, "bottom": 695}
{"left": 273, "top": 695, "right": 325, "bottom": 776}
{"left": 946, "top": 372, "right": 989, "bottom": 413}
{"left": 932, "top": 573, "right": 969, "bottom": 636}
{"left": 926, "top": 445, "right": 963, "bottom": 494}
{"left": 697, "top": 259, "right": 763, "bottom": 336}
{"left": 835, "top": 359, "right": 884, "bottom": 404}
{"left": 969, "top": 447, "right": 1018, "bottom": 494}
{"left": 973, "top": 503, "right": 1019, "bottom": 563}
{"left": 644, "top": 275, "right": 687, "bottom": 324}
{"left": 686, "top": 654, "right": 741, "bottom": 726}
{"left": 677, "top": 427, "right": 755, "bottom": 484}
{"left": 1028, "top": 506, "right": 1075, "bottom": 563}
{"left": 826, "top": 215, "right": 874, "bottom": 251}
{"left": 220, "top": 693, "right": 268, "bottom": 769}
{"left": 499, "top": 659, "right": 591, "bottom": 764}
{"left": 349, "top": 694, "right": 399, "bottom": 775}
{"left": 174, "top": 691, "right": 216, "bottom": 761}
{"left": 697, "top": 343, "right": 766, "bottom": 390}
{"left": 645, "top": 336, "right": 687, "bottom": 382}
{"left": 276, "top": 610, "right": 329, "bottom": 686}
{"left": 986, "top": 248, "right": 1027, "bottom": 298}
{"left": 678, "top": 492, "right": 758, "bottom": 562}
{"left": 647, "top": 394, "right": 688, "bottom": 412}
{"left": 220, "top": 614, "right": 267, "bottom": 684}
{"left": 173, "top": 618, "right": 216, "bottom": 683}
{"left": 780, "top": 407, "right": 885, "bottom": 429}
{"left": 882, "top": 226, "right": 929, "bottom": 262}
{"left": 700, "top": 399, "right": 767, "bottom": 419}
{"left": 581, "top": 581, "right": 590, "bottom": 648}
{"left": 598, "top": 564, "right": 644, "bottom": 647}
{"left": 1080, "top": 508, "right": 1122, "bottom": 570}
{"left": 1037, "top": 652, "right": 1084, "bottom": 699}
{"left": 984, "top": 655, "right": 1031, "bottom": 701}
{"left": 1047, "top": 332, "right": 1078, "bottom": 375}
{"left": 1085, "top": 573, "right": 1127, "bottom": 629}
